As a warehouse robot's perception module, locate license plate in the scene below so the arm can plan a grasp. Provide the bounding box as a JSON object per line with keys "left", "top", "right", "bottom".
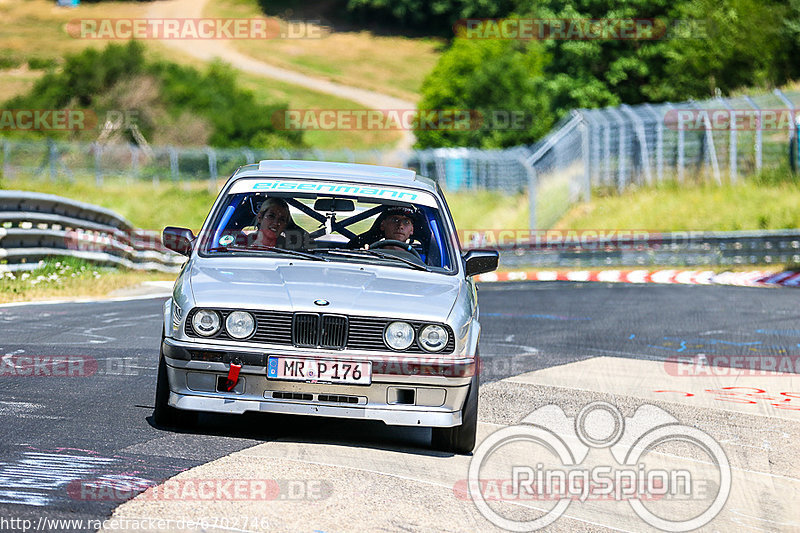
{"left": 267, "top": 357, "right": 371, "bottom": 385}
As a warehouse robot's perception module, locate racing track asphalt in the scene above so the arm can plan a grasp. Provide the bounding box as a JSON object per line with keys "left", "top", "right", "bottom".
{"left": 1, "top": 282, "right": 799, "bottom": 531}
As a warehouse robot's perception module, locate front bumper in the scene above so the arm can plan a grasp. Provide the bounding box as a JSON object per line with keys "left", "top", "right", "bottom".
{"left": 162, "top": 337, "right": 475, "bottom": 427}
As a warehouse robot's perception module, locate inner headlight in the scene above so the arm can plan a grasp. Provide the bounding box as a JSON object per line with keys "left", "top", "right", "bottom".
{"left": 384, "top": 321, "right": 415, "bottom": 350}
{"left": 192, "top": 309, "right": 221, "bottom": 337}
{"left": 225, "top": 311, "right": 255, "bottom": 339}
{"left": 419, "top": 324, "right": 448, "bottom": 352}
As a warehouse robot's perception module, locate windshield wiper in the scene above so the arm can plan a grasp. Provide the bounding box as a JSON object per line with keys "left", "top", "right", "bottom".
{"left": 316, "top": 248, "right": 429, "bottom": 271}
{"left": 207, "top": 245, "right": 327, "bottom": 261}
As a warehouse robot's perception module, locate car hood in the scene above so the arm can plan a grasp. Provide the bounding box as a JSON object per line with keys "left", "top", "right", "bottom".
{"left": 187, "top": 258, "right": 462, "bottom": 322}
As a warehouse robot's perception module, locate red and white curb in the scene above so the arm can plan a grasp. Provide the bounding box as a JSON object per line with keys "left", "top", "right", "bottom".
{"left": 475, "top": 269, "right": 790, "bottom": 287}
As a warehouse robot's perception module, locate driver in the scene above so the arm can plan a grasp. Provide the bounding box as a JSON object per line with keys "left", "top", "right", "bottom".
{"left": 376, "top": 206, "right": 415, "bottom": 251}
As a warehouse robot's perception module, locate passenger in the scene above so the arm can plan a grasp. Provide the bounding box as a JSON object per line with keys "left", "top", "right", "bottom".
{"left": 250, "top": 197, "right": 309, "bottom": 249}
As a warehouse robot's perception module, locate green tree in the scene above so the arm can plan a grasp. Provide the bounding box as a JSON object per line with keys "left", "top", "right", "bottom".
{"left": 416, "top": 36, "right": 553, "bottom": 148}
{"left": 4, "top": 42, "right": 303, "bottom": 148}
{"left": 346, "top": 0, "right": 522, "bottom": 34}
{"left": 418, "top": 0, "right": 800, "bottom": 148}
{"left": 645, "top": 0, "right": 800, "bottom": 100}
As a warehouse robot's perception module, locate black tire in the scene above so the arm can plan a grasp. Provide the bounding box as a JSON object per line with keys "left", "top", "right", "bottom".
{"left": 432, "top": 370, "right": 479, "bottom": 455}
{"left": 153, "top": 340, "right": 197, "bottom": 429}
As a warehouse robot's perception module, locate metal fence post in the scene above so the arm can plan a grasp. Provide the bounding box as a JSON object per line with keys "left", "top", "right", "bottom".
{"left": 129, "top": 144, "right": 139, "bottom": 183}
{"left": 692, "top": 101, "right": 721, "bottom": 184}
{"left": 603, "top": 112, "right": 612, "bottom": 186}
{"left": 48, "top": 139, "right": 58, "bottom": 181}
{"left": 620, "top": 104, "right": 653, "bottom": 185}
{"left": 518, "top": 155, "right": 537, "bottom": 230}
{"left": 205, "top": 147, "right": 217, "bottom": 192}
{"left": 579, "top": 114, "right": 591, "bottom": 201}
{"left": 169, "top": 147, "right": 179, "bottom": 182}
{"left": 644, "top": 103, "right": 664, "bottom": 183}
{"left": 744, "top": 95, "right": 763, "bottom": 172}
{"left": 1, "top": 138, "right": 9, "bottom": 181}
{"left": 93, "top": 142, "right": 103, "bottom": 186}
{"left": 718, "top": 97, "right": 738, "bottom": 182}
{"left": 774, "top": 89, "right": 796, "bottom": 173}
{"left": 587, "top": 111, "right": 602, "bottom": 187}
{"left": 608, "top": 108, "right": 627, "bottom": 192}
{"left": 677, "top": 105, "right": 686, "bottom": 182}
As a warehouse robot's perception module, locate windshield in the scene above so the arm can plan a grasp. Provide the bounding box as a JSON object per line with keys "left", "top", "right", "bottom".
{"left": 200, "top": 177, "right": 456, "bottom": 273}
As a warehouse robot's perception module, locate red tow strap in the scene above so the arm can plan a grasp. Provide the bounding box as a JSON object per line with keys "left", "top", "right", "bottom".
{"left": 224, "top": 362, "right": 242, "bottom": 391}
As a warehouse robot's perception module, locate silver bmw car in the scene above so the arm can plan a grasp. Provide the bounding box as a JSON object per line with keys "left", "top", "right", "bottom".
{"left": 155, "top": 160, "right": 498, "bottom": 453}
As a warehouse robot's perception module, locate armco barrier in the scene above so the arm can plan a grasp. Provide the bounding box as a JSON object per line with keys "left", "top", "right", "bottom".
{"left": 466, "top": 229, "right": 800, "bottom": 268}
{"left": 2, "top": 191, "right": 794, "bottom": 272}
{"left": 0, "top": 191, "right": 184, "bottom": 272}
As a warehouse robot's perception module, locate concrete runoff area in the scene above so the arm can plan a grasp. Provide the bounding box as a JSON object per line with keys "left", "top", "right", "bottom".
{"left": 103, "top": 356, "right": 800, "bottom": 532}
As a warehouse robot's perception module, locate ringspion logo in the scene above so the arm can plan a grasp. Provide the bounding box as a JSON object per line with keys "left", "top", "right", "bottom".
{"left": 467, "top": 402, "right": 730, "bottom": 531}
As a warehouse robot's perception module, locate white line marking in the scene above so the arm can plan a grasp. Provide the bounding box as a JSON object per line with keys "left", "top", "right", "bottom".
{"left": 0, "top": 292, "right": 171, "bottom": 308}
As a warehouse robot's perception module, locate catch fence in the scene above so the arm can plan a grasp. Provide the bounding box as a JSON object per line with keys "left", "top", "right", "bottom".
{"left": 2, "top": 89, "right": 799, "bottom": 232}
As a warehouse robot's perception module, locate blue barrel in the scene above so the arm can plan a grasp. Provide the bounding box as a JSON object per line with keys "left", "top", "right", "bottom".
{"left": 445, "top": 158, "right": 465, "bottom": 191}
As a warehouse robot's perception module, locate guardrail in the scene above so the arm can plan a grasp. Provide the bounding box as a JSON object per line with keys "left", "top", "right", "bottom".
{"left": 2, "top": 191, "right": 793, "bottom": 272}
{"left": 465, "top": 229, "right": 800, "bottom": 268}
{"left": 0, "top": 191, "right": 184, "bottom": 273}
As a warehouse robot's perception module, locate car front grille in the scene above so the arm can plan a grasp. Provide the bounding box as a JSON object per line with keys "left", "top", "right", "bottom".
{"left": 292, "top": 313, "right": 348, "bottom": 349}
{"left": 184, "top": 309, "right": 454, "bottom": 354}
{"left": 293, "top": 313, "right": 319, "bottom": 347}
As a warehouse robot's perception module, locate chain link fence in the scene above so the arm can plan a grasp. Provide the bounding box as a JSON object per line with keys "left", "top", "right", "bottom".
{"left": 3, "top": 89, "right": 799, "bottom": 231}
{"left": 408, "top": 89, "right": 800, "bottom": 229}
{"left": 0, "top": 138, "right": 391, "bottom": 189}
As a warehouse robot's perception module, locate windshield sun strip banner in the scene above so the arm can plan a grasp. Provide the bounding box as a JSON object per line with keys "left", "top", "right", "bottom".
{"left": 229, "top": 178, "right": 438, "bottom": 207}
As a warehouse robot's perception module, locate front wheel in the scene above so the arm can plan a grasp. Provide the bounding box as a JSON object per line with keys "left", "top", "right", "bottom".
{"left": 153, "top": 340, "right": 197, "bottom": 429}
{"left": 432, "top": 370, "right": 478, "bottom": 455}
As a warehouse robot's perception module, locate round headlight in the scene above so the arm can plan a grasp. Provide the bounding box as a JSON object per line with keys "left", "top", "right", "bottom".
{"left": 226, "top": 311, "right": 255, "bottom": 339}
{"left": 384, "top": 321, "right": 415, "bottom": 350}
{"left": 192, "top": 309, "right": 221, "bottom": 337}
{"left": 419, "top": 324, "right": 448, "bottom": 352}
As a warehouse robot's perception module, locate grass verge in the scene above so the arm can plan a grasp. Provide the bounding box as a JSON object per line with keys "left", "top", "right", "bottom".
{"left": 0, "top": 257, "right": 173, "bottom": 304}
{"left": 555, "top": 173, "right": 800, "bottom": 231}
{"left": 204, "top": 0, "right": 442, "bottom": 102}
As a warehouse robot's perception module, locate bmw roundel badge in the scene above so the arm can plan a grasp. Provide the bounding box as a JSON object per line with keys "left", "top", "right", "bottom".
{"left": 314, "top": 299, "right": 330, "bottom": 306}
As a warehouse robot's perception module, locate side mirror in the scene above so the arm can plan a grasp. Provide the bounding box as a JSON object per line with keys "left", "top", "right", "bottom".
{"left": 163, "top": 226, "right": 195, "bottom": 256}
{"left": 463, "top": 249, "right": 499, "bottom": 277}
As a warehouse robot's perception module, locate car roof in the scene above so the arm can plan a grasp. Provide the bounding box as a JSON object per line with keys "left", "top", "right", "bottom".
{"left": 230, "top": 160, "right": 438, "bottom": 193}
